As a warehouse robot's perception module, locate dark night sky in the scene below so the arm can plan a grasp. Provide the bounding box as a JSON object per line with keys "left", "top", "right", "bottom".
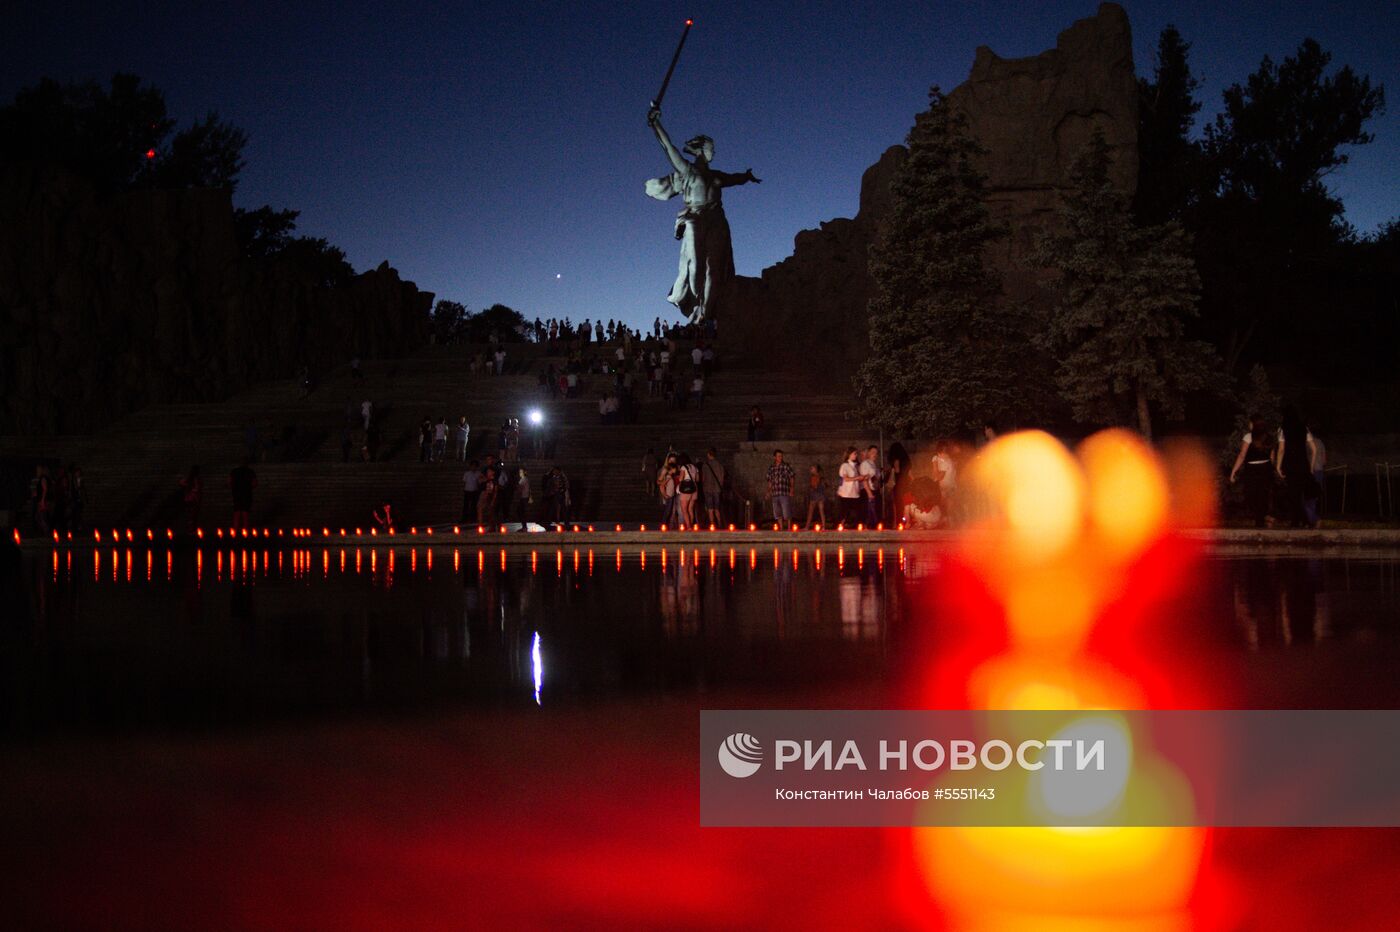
{"left": 5, "top": 1, "right": 1396, "bottom": 328}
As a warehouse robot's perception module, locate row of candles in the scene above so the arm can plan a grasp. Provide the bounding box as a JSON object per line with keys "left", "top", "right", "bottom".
{"left": 51, "top": 544, "right": 903, "bottom": 584}
{"left": 16, "top": 521, "right": 905, "bottom": 547}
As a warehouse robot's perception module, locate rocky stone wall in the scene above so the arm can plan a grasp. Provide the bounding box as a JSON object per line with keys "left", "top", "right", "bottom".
{"left": 729, "top": 2, "right": 1138, "bottom": 383}
{"left": 0, "top": 164, "right": 432, "bottom": 435}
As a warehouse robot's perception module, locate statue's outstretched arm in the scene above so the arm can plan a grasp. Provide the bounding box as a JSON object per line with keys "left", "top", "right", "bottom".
{"left": 717, "top": 168, "right": 762, "bottom": 187}
{"left": 648, "top": 108, "right": 689, "bottom": 175}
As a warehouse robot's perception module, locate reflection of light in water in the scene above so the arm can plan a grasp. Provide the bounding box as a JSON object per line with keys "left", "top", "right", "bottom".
{"left": 916, "top": 429, "right": 1208, "bottom": 930}
{"left": 531, "top": 632, "right": 543, "bottom": 705}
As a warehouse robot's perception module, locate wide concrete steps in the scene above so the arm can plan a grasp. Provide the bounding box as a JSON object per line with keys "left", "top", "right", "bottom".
{"left": 3, "top": 341, "right": 869, "bottom": 527}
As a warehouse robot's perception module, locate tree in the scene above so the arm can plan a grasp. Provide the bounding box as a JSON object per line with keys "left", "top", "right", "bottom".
{"left": 1134, "top": 26, "right": 1203, "bottom": 225}
{"left": 273, "top": 237, "right": 353, "bottom": 288}
{"left": 1194, "top": 39, "right": 1384, "bottom": 371}
{"left": 1, "top": 74, "right": 248, "bottom": 193}
{"left": 461, "top": 304, "right": 528, "bottom": 343}
{"left": 233, "top": 206, "right": 300, "bottom": 259}
{"left": 432, "top": 300, "right": 468, "bottom": 344}
{"left": 0, "top": 74, "right": 171, "bottom": 191}
{"left": 854, "top": 87, "right": 1035, "bottom": 438}
{"left": 152, "top": 110, "right": 247, "bottom": 190}
{"left": 1036, "top": 130, "right": 1222, "bottom": 439}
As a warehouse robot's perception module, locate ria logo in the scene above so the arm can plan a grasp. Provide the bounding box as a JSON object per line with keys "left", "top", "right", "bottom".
{"left": 718, "top": 733, "right": 763, "bottom": 778}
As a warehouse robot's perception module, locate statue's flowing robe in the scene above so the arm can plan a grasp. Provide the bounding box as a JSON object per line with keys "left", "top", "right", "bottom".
{"left": 645, "top": 170, "right": 734, "bottom": 321}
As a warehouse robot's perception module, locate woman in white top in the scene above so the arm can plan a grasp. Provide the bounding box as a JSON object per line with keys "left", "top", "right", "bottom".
{"left": 837, "top": 447, "right": 863, "bottom": 527}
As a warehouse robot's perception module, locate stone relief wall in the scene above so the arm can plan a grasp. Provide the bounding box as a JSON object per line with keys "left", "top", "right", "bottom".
{"left": 729, "top": 3, "right": 1138, "bottom": 383}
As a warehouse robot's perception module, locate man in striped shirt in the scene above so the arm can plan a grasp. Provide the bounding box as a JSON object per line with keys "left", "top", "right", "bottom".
{"left": 765, "top": 450, "right": 796, "bottom": 529}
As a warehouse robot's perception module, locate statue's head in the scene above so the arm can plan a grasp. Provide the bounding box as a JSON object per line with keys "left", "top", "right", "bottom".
{"left": 684, "top": 135, "right": 714, "bottom": 162}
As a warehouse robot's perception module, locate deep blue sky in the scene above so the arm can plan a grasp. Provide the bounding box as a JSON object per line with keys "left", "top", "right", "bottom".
{"left": 5, "top": 1, "right": 1396, "bottom": 328}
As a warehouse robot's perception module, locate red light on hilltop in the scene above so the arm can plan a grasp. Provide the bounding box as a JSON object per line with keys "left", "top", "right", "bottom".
{"left": 145, "top": 148, "right": 156, "bottom": 159}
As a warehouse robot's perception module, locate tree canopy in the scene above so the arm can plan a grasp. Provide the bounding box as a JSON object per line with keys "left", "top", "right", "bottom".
{"left": 1037, "top": 130, "right": 1223, "bottom": 438}
{"left": 0, "top": 73, "right": 245, "bottom": 192}
{"left": 1134, "top": 25, "right": 1202, "bottom": 226}
{"left": 1192, "top": 38, "right": 1385, "bottom": 372}
{"left": 854, "top": 88, "right": 1040, "bottom": 438}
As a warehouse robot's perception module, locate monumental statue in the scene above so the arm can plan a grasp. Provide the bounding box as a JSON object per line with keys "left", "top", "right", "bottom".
{"left": 642, "top": 21, "right": 759, "bottom": 323}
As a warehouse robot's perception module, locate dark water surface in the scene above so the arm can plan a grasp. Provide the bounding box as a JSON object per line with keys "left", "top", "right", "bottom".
{"left": 6, "top": 544, "right": 1400, "bottom": 738}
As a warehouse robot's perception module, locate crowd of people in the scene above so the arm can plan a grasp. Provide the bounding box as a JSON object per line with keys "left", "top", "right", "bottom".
{"left": 762, "top": 441, "right": 967, "bottom": 531}
{"left": 24, "top": 463, "right": 84, "bottom": 535}
{"left": 643, "top": 438, "right": 972, "bottom": 531}
{"left": 1228, "top": 406, "right": 1327, "bottom": 529}
{"left": 454, "top": 456, "right": 571, "bottom": 529}
{"left": 536, "top": 330, "right": 718, "bottom": 426}
{"left": 527, "top": 315, "right": 717, "bottom": 351}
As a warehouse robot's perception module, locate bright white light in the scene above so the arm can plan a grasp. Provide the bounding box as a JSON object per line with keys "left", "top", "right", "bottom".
{"left": 528, "top": 409, "right": 544, "bottom": 426}
{"left": 531, "top": 631, "right": 543, "bottom": 705}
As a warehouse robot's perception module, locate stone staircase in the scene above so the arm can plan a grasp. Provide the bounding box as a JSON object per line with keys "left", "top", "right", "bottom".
{"left": 1, "top": 340, "right": 868, "bottom": 529}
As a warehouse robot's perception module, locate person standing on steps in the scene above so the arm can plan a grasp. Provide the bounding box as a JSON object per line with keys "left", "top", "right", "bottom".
{"left": 476, "top": 466, "right": 498, "bottom": 527}
{"left": 676, "top": 453, "right": 700, "bottom": 528}
{"left": 837, "top": 447, "right": 862, "bottom": 527}
{"left": 860, "top": 445, "right": 881, "bottom": 526}
{"left": 455, "top": 416, "right": 470, "bottom": 461}
{"left": 432, "top": 417, "right": 449, "bottom": 462}
{"left": 462, "top": 460, "right": 481, "bottom": 525}
{"left": 657, "top": 453, "right": 680, "bottom": 526}
{"left": 515, "top": 468, "right": 532, "bottom": 527}
{"left": 703, "top": 448, "right": 727, "bottom": 526}
{"left": 747, "top": 406, "right": 764, "bottom": 445}
{"left": 764, "top": 449, "right": 796, "bottom": 530}
{"left": 805, "top": 464, "right": 829, "bottom": 529}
